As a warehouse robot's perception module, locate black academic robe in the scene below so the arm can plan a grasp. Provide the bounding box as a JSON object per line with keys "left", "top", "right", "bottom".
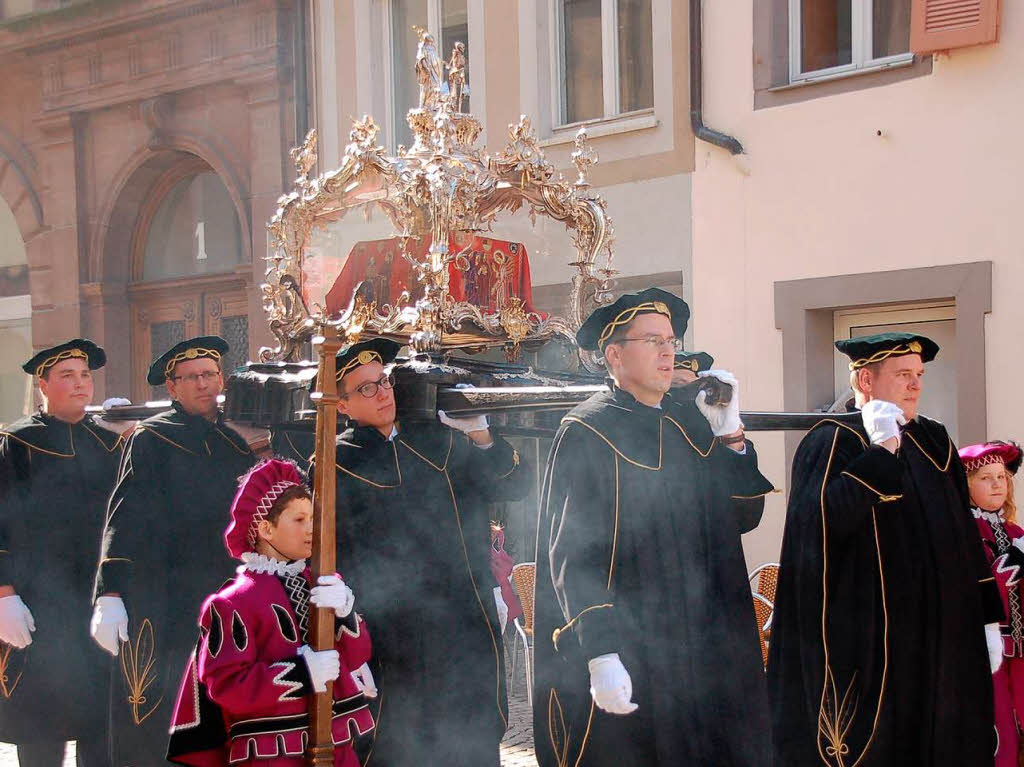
{"left": 269, "top": 426, "right": 315, "bottom": 475}
{"left": 0, "top": 412, "right": 122, "bottom": 743}
{"left": 532, "top": 387, "right": 775, "bottom": 767}
{"left": 768, "top": 415, "right": 1002, "bottom": 767}
{"left": 95, "top": 402, "right": 256, "bottom": 766}
{"left": 328, "top": 421, "right": 531, "bottom": 766}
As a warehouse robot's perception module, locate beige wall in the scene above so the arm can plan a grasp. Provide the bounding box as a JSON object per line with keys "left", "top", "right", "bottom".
{"left": 692, "top": 2, "right": 1024, "bottom": 567}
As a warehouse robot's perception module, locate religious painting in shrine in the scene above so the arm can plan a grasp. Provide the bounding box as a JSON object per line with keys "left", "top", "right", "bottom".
{"left": 325, "top": 233, "right": 539, "bottom": 318}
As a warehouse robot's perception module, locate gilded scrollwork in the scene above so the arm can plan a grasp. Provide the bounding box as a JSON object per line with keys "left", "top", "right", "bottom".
{"left": 261, "top": 41, "right": 616, "bottom": 365}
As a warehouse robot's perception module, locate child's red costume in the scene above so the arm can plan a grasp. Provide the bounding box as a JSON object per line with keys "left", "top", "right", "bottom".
{"left": 167, "top": 460, "right": 374, "bottom": 766}
{"left": 962, "top": 440, "right": 1024, "bottom": 767}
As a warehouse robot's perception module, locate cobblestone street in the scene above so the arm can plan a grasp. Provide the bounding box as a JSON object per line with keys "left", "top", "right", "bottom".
{"left": 500, "top": 692, "right": 538, "bottom": 767}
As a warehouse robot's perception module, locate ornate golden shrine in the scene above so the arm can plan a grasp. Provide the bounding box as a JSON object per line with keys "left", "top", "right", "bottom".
{"left": 261, "top": 29, "right": 616, "bottom": 366}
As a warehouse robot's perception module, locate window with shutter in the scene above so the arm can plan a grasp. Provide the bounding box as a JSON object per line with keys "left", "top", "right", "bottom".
{"left": 910, "top": 0, "right": 999, "bottom": 54}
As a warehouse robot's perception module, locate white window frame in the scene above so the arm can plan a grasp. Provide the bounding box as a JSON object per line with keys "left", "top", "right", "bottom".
{"left": 551, "top": 0, "right": 654, "bottom": 130}
{"left": 382, "top": 0, "right": 475, "bottom": 151}
{"left": 789, "top": 0, "right": 914, "bottom": 84}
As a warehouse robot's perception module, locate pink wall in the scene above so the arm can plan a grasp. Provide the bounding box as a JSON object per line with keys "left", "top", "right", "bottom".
{"left": 691, "top": 2, "right": 1024, "bottom": 565}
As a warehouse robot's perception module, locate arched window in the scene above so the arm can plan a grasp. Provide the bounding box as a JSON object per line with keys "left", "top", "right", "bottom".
{"left": 142, "top": 170, "right": 244, "bottom": 281}
{"left": 127, "top": 160, "right": 252, "bottom": 401}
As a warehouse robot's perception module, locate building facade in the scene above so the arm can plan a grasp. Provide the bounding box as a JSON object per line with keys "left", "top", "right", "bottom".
{"left": 0, "top": 0, "right": 308, "bottom": 418}
{"left": 692, "top": 0, "right": 1014, "bottom": 565}
{"left": 311, "top": 0, "right": 694, "bottom": 313}
{"left": 4, "top": 0, "right": 1009, "bottom": 569}
{"left": 309, "top": 0, "right": 697, "bottom": 562}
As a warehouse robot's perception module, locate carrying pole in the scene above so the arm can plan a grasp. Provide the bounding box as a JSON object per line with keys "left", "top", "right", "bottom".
{"left": 307, "top": 324, "right": 342, "bottom": 765}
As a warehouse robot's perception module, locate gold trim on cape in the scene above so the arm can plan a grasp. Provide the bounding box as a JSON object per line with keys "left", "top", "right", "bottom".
{"left": 839, "top": 471, "right": 903, "bottom": 503}
{"left": 902, "top": 430, "right": 953, "bottom": 473}
{"left": 814, "top": 420, "right": 889, "bottom": 766}
{"left": 442, "top": 469, "right": 507, "bottom": 728}
{"left": 551, "top": 604, "right": 615, "bottom": 652}
{"left": 121, "top": 618, "right": 164, "bottom": 726}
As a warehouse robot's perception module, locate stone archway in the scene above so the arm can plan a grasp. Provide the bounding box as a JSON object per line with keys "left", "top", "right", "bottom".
{"left": 95, "top": 150, "right": 253, "bottom": 401}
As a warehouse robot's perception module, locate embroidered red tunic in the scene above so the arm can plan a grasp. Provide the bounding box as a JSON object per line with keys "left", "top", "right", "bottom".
{"left": 973, "top": 508, "right": 1024, "bottom": 657}
{"left": 167, "top": 557, "right": 373, "bottom": 766}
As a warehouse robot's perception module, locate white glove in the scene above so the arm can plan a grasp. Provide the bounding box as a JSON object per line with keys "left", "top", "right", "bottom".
{"left": 350, "top": 661, "right": 378, "bottom": 698}
{"left": 588, "top": 653, "right": 638, "bottom": 715}
{"left": 695, "top": 370, "right": 742, "bottom": 436}
{"left": 298, "top": 645, "right": 340, "bottom": 692}
{"left": 0, "top": 595, "right": 35, "bottom": 649}
{"left": 861, "top": 400, "right": 906, "bottom": 447}
{"left": 437, "top": 410, "right": 489, "bottom": 434}
{"left": 309, "top": 575, "right": 355, "bottom": 618}
{"left": 102, "top": 397, "right": 131, "bottom": 409}
{"left": 986, "top": 622, "right": 1004, "bottom": 674}
{"left": 493, "top": 586, "right": 509, "bottom": 634}
{"left": 90, "top": 596, "right": 129, "bottom": 657}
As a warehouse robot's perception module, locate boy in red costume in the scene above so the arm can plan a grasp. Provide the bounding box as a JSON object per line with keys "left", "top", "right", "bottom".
{"left": 167, "top": 459, "right": 376, "bottom": 766}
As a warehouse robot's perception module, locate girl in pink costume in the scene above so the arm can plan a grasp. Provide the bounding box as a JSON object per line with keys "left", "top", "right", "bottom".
{"left": 961, "top": 440, "right": 1024, "bottom": 767}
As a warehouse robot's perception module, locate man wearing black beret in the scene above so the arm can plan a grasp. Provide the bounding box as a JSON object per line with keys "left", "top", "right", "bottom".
{"left": 533, "top": 288, "right": 775, "bottom": 766}
{"left": 768, "top": 332, "right": 1002, "bottom": 766}
{"left": 0, "top": 339, "right": 120, "bottom": 766}
{"left": 671, "top": 349, "right": 714, "bottom": 387}
{"left": 317, "top": 337, "right": 532, "bottom": 766}
{"left": 93, "top": 335, "right": 256, "bottom": 765}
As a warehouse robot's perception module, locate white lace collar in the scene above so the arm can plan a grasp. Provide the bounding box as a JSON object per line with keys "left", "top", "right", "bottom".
{"left": 972, "top": 507, "right": 1005, "bottom": 524}
{"left": 238, "top": 552, "right": 306, "bottom": 577}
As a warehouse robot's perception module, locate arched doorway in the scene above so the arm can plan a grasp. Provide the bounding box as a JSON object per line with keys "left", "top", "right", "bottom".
{"left": 0, "top": 194, "right": 31, "bottom": 426}
{"left": 127, "top": 156, "right": 251, "bottom": 401}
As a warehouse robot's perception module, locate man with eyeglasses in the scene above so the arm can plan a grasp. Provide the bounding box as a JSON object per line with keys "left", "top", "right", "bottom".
{"left": 319, "top": 338, "right": 531, "bottom": 766}
{"left": 532, "top": 288, "right": 775, "bottom": 767}
{"left": 0, "top": 340, "right": 121, "bottom": 767}
{"left": 93, "top": 335, "right": 256, "bottom": 766}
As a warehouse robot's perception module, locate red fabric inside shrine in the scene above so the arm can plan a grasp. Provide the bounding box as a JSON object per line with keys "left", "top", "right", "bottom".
{"left": 324, "top": 234, "right": 540, "bottom": 318}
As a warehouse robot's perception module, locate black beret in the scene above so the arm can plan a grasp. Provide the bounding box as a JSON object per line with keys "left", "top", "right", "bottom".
{"left": 148, "top": 335, "right": 230, "bottom": 386}
{"left": 23, "top": 339, "right": 106, "bottom": 377}
{"left": 576, "top": 287, "right": 690, "bottom": 352}
{"left": 835, "top": 332, "right": 939, "bottom": 370}
{"left": 674, "top": 351, "right": 714, "bottom": 372}
{"left": 309, "top": 338, "right": 402, "bottom": 392}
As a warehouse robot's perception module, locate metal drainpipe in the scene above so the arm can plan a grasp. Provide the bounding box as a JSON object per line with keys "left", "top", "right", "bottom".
{"left": 689, "top": 0, "right": 743, "bottom": 155}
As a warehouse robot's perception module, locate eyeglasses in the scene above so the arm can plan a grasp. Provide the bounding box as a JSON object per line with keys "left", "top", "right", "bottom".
{"left": 345, "top": 373, "right": 395, "bottom": 399}
{"left": 172, "top": 371, "right": 222, "bottom": 385}
{"left": 618, "top": 335, "right": 683, "bottom": 351}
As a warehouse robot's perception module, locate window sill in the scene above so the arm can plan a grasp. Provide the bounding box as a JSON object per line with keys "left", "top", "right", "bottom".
{"left": 772, "top": 56, "right": 916, "bottom": 92}
{"left": 540, "top": 111, "right": 659, "bottom": 147}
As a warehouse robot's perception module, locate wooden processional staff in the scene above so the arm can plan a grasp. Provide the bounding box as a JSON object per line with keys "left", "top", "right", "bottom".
{"left": 307, "top": 324, "right": 343, "bottom": 766}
